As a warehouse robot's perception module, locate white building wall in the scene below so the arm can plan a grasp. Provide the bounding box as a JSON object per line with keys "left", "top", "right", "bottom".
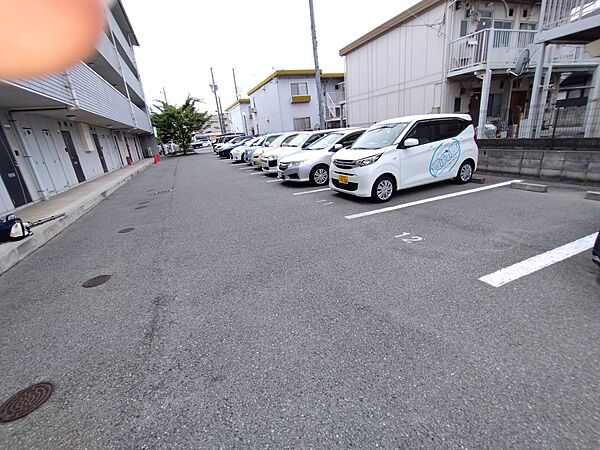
{"left": 228, "top": 103, "right": 251, "bottom": 135}
{"left": 345, "top": 2, "right": 447, "bottom": 127}
{"left": 250, "top": 80, "right": 283, "bottom": 134}
{"left": 276, "top": 77, "right": 320, "bottom": 131}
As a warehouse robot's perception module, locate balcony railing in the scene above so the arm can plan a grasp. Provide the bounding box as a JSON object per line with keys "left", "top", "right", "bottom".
{"left": 542, "top": 0, "right": 600, "bottom": 30}
{"left": 325, "top": 91, "right": 345, "bottom": 121}
{"left": 448, "top": 29, "right": 596, "bottom": 74}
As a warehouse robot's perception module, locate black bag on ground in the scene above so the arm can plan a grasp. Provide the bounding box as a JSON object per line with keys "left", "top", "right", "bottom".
{"left": 0, "top": 214, "right": 32, "bottom": 243}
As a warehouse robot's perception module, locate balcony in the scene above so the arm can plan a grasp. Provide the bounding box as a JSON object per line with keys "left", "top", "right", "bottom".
{"left": 107, "top": 11, "right": 137, "bottom": 67}
{"left": 448, "top": 29, "right": 597, "bottom": 76}
{"left": 133, "top": 104, "right": 153, "bottom": 133}
{"left": 538, "top": 0, "right": 600, "bottom": 43}
{"left": 325, "top": 91, "right": 345, "bottom": 121}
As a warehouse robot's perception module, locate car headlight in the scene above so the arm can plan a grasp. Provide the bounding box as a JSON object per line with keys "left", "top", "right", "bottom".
{"left": 287, "top": 161, "right": 304, "bottom": 167}
{"left": 356, "top": 154, "right": 383, "bottom": 167}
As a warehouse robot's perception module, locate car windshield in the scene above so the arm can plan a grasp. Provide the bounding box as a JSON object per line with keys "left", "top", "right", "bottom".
{"left": 267, "top": 135, "right": 285, "bottom": 147}
{"left": 283, "top": 133, "right": 308, "bottom": 147}
{"left": 307, "top": 133, "right": 343, "bottom": 150}
{"left": 351, "top": 123, "right": 410, "bottom": 149}
{"left": 252, "top": 137, "right": 266, "bottom": 146}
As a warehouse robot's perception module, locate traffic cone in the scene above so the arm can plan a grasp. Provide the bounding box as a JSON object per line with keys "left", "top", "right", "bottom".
{"left": 153, "top": 154, "right": 158, "bottom": 164}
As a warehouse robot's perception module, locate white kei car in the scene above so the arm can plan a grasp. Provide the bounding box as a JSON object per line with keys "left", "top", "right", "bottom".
{"left": 330, "top": 114, "right": 478, "bottom": 202}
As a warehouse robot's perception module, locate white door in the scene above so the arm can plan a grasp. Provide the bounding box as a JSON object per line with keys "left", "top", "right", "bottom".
{"left": 21, "top": 127, "right": 57, "bottom": 195}
{"left": 40, "top": 129, "right": 70, "bottom": 190}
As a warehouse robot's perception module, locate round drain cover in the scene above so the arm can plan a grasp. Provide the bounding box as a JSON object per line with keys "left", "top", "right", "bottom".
{"left": 135, "top": 206, "right": 147, "bottom": 210}
{"left": 82, "top": 275, "right": 111, "bottom": 288}
{"left": 118, "top": 227, "right": 135, "bottom": 234}
{"left": 0, "top": 382, "right": 53, "bottom": 422}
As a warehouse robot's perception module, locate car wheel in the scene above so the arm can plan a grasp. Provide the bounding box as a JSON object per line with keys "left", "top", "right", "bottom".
{"left": 371, "top": 175, "right": 395, "bottom": 203}
{"left": 454, "top": 161, "right": 474, "bottom": 184}
{"left": 310, "top": 164, "right": 329, "bottom": 186}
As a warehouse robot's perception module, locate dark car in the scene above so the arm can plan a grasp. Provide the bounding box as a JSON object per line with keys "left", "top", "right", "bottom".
{"left": 593, "top": 232, "right": 600, "bottom": 268}
{"left": 218, "top": 137, "right": 250, "bottom": 158}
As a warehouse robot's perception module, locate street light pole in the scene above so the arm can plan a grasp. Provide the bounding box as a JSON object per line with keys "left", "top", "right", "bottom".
{"left": 308, "top": 0, "right": 325, "bottom": 130}
{"left": 210, "top": 67, "right": 224, "bottom": 134}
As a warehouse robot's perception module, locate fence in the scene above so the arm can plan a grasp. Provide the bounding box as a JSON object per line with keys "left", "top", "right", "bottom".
{"left": 480, "top": 101, "right": 600, "bottom": 147}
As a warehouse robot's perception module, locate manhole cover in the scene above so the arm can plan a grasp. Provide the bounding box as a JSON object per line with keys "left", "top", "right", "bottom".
{"left": 0, "top": 382, "right": 53, "bottom": 423}
{"left": 82, "top": 275, "right": 111, "bottom": 288}
{"left": 118, "top": 227, "right": 135, "bottom": 234}
{"left": 135, "top": 206, "right": 147, "bottom": 210}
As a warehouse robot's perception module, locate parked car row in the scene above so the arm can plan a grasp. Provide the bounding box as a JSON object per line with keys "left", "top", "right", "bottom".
{"left": 215, "top": 113, "right": 479, "bottom": 202}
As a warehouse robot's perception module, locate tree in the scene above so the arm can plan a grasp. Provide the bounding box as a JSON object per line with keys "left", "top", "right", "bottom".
{"left": 151, "top": 96, "right": 211, "bottom": 155}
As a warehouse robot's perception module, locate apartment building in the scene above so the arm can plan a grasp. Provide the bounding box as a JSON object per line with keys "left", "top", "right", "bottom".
{"left": 247, "top": 70, "right": 344, "bottom": 134}
{"left": 201, "top": 114, "right": 230, "bottom": 135}
{"left": 0, "top": 0, "right": 155, "bottom": 216}
{"left": 226, "top": 99, "right": 252, "bottom": 135}
{"left": 340, "top": 0, "right": 599, "bottom": 138}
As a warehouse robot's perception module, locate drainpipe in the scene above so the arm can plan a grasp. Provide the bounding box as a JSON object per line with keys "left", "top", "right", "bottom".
{"left": 7, "top": 111, "right": 50, "bottom": 201}
{"left": 64, "top": 69, "right": 81, "bottom": 110}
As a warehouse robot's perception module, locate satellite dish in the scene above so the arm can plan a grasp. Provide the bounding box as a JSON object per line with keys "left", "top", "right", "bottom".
{"left": 507, "top": 49, "right": 530, "bottom": 77}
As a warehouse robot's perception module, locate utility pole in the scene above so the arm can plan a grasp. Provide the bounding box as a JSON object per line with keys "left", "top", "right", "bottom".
{"left": 232, "top": 68, "right": 240, "bottom": 100}
{"left": 218, "top": 96, "right": 226, "bottom": 133}
{"left": 161, "top": 86, "right": 168, "bottom": 104}
{"left": 308, "top": 0, "right": 325, "bottom": 130}
{"left": 210, "top": 67, "right": 224, "bottom": 134}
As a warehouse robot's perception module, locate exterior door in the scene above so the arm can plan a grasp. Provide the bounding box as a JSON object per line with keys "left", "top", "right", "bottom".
{"left": 21, "top": 128, "right": 56, "bottom": 194}
{"left": 40, "top": 129, "right": 70, "bottom": 190}
{"left": 123, "top": 135, "right": 133, "bottom": 162}
{"left": 61, "top": 130, "right": 86, "bottom": 183}
{"left": 92, "top": 134, "right": 109, "bottom": 173}
{"left": 0, "top": 128, "right": 31, "bottom": 208}
{"left": 113, "top": 135, "right": 125, "bottom": 166}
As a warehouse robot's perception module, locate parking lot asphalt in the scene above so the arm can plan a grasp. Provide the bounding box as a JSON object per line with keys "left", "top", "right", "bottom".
{"left": 0, "top": 152, "right": 598, "bottom": 448}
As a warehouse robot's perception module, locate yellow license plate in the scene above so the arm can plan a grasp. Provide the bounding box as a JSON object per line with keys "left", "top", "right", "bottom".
{"left": 338, "top": 174, "right": 349, "bottom": 184}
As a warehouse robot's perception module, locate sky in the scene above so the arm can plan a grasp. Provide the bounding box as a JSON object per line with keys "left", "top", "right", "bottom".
{"left": 123, "top": 0, "right": 420, "bottom": 114}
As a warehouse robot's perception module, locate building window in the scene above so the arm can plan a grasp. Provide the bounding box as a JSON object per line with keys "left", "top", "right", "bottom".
{"left": 291, "top": 82, "right": 308, "bottom": 96}
{"left": 454, "top": 97, "right": 462, "bottom": 113}
{"left": 487, "top": 93, "right": 502, "bottom": 116}
{"left": 293, "top": 117, "right": 311, "bottom": 131}
{"left": 460, "top": 20, "right": 469, "bottom": 37}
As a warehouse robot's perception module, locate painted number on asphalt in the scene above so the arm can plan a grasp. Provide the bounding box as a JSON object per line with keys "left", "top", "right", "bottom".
{"left": 395, "top": 232, "right": 423, "bottom": 243}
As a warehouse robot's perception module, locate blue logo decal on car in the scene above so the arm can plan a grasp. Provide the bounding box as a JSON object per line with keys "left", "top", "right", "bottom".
{"left": 429, "top": 139, "right": 461, "bottom": 178}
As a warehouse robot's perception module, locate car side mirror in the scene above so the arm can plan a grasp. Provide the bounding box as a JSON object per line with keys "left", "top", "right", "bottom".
{"left": 332, "top": 143, "right": 343, "bottom": 152}
{"left": 402, "top": 138, "right": 420, "bottom": 148}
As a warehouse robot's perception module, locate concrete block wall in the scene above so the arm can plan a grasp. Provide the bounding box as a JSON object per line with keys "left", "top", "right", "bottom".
{"left": 478, "top": 148, "right": 600, "bottom": 183}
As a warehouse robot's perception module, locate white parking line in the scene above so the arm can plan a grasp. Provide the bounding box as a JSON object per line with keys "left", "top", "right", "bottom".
{"left": 239, "top": 167, "right": 254, "bottom": 170}
{"left": 266, "top": 179, "right": 283, "bottom": 183}
{"left": 345, "top": 180, "right": 521, "bottom": 220}
{"left": 479, "top": 232, "right": 598, "bottom": 288}
{"left": 250, "top": 172, "right": 265, "bottom": 176}
{"left": 293, "top": 188, "right": 331, "bottom": 196}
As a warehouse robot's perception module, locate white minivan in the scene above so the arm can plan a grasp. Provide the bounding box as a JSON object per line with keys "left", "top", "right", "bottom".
{"left": 330, "top": 114, "right": 478, "bottom": 202}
